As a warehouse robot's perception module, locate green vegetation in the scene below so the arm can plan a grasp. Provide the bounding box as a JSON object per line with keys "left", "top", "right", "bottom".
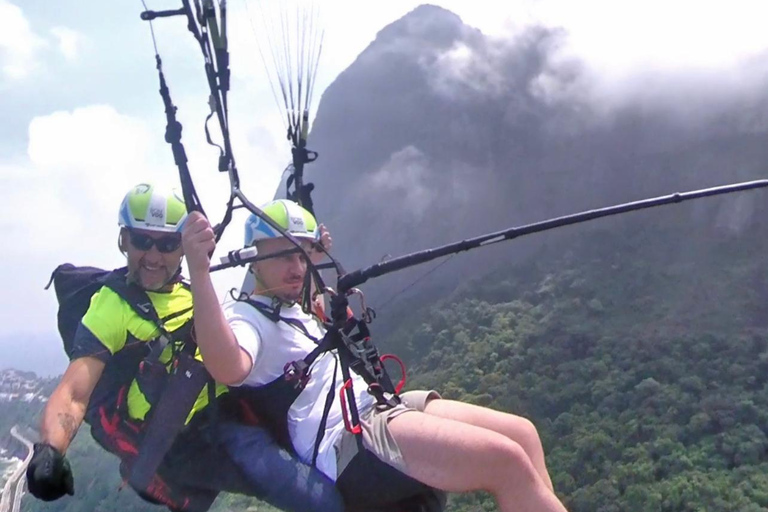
{"left": 383, "top": 211, "right": 768, "bottom": 511}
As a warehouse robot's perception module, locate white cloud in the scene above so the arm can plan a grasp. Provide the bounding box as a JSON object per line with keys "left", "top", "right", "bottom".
{"left": 533, "top": 0, "right": 768, "bottom": 73}
{"left": 50, "top": 26, "right": 84, "bottom": 62}
{"left": 28, "top": 105, "right": 149, "bottom": 168}
{"left": 428, "top": 43, "right": 479, "bottom": 99}
{"left": 28, "top": 105, "right": 156, "bottom": 194}
{"left": 23, "top": 105, "right": 180, "bottom": 256}
{"left": 0, "top": 167, "right": 76, "bottom": 254}
{"left": 365, "top": 146, "right": 435, "bottom": 217}
{"left": 419, "top": 0, "right": 768, "bottom": 74}
{"left": 0, "top": 0, "right": 46, "bottom": 80}
{"left": 406, "top": 0, "right": 768, "bottom": 126}
{"left": 493, "top": 0, "right": 768, "bottom": 108}
{"left": 0, "top": 164, "right": 113, "bottom": 347}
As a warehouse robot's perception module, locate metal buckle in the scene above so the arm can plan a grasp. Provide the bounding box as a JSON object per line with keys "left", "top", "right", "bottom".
{"left": 283, "top": 360, "right": 310, "bottom": 389}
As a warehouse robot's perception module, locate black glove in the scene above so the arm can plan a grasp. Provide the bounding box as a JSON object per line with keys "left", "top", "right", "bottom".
{"left": 26, "top": 442, "right": 74, "bottom": 501}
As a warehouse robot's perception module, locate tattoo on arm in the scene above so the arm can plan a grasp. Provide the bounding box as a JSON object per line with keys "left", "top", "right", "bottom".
{"left": 58, "top": 413, "right": 79, "bottom": 441}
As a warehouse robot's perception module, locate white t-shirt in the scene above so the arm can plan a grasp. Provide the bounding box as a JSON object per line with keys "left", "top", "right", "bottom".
{"left": 226, "top": 296, "right": 376, "bottom": 480}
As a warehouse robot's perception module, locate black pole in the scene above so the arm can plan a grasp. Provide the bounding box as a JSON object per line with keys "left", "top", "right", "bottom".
{"left": 154, "top": 54, "right": 205, "bottom": 216}
{"left": 140, "top": 8, "right": 185, "bottom": 20}
{"left": 337, "top": 179, "right": 768, "bottom": 293}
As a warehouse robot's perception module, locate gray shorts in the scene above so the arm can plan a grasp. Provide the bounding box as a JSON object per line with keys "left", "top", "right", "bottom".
{"left": 335, "top": 389, "right": 441, "bottom": 477}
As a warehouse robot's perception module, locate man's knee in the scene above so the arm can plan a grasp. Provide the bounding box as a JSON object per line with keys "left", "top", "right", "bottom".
{"left": 516, "top": 416, "right": 543, "bottom": 446}
{"left": 485, "top": 439, "right": 539, "bottom": 491}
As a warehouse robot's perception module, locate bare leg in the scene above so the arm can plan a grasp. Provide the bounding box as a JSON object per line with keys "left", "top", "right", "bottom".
{"left": 421, "top": 399, "right": 554, "bottom": 490}
{"left": 387, "top": 411, "right": 568, "bottom": 512}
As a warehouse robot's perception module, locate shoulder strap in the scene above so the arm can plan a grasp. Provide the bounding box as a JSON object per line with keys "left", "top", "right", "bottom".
{"left": 103, "top": 271, "right": 194, "bottom": 360}
{"left": 241, "top": 296, "right": 321, "bottom": 343}
{"left": 103, "top": 270, "right": 161, "bottom": 325}
{"left": 237, "top": 295, "right": 392, "bottom": 387}
{"left": 103, "top": 270, "right": 193, "bottom": 325}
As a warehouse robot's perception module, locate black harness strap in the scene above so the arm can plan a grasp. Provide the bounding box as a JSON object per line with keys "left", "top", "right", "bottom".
{"left": 241, "top": 298, "right": 316, "bottom": 341}
{"left": 153, "top": 51, "right": 205, "bottom": 216}
{"left": 128, "top": 344, "right": 213, "bottom": 495}
{"left": 311, "top": 359, "right": 338, "bottom": 466}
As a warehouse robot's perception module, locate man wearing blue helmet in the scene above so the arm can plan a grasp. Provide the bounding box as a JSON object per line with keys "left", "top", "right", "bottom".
{"left": 184, "top": 199, "right": 568, "bottom": 512}
{"left": 27, "top": 184, "right": 344, "bottom": 512}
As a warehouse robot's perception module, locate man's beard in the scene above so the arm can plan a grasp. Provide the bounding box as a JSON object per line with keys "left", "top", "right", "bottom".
{"left": 275, "top": 288, "right": 303, "bottom": 304}
{"left": 128, "top": 263, "right": 180, "bottom": 291}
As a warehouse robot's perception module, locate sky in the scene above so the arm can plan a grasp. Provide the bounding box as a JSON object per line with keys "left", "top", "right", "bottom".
{"left": 1, "top": 0, "right": 768, "bottom": 374}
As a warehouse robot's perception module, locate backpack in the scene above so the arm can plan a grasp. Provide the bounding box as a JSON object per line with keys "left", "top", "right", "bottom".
{"left": 45, "top": 264, "right": 165, "bottom": 358}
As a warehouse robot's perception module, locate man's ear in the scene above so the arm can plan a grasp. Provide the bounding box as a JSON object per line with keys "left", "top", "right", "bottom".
{"left": 118, "top": 229, "right": 127, "bottom": 252}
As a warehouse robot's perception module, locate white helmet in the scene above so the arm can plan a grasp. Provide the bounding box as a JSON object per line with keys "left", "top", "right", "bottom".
{"left": 118, "top": 183, "right": 188, "bottom": 233}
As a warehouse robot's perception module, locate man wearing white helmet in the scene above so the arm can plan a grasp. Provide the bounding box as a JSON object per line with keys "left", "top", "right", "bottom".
{"left": 116, "top": 182, "right": 190, "bottom": 290}
{"left": 183, "top": 199, "right": 568, "bottom": 512}
{"left": 27, "top": 184, "right": 345, "bottom": 512}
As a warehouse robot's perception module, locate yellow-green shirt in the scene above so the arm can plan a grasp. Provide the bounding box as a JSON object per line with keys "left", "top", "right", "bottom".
{"left": 72, "top": 282, "right": 226, "bottom": 423}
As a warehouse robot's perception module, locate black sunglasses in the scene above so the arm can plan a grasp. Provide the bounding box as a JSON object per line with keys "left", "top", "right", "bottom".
{"left": 128, "top": 231, "right": 182, "bottom": 254}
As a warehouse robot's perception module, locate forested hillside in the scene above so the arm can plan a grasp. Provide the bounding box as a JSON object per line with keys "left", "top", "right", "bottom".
{"left": 382, "top": 205, "right": 768, "bottom": 511}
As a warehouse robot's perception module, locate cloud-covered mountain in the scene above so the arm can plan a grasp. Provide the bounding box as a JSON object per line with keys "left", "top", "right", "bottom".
{"left": 305, "top": 4, "right": 768, "bottom": 317}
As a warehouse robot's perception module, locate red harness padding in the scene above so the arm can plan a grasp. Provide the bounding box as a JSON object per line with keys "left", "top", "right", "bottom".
{"left": 89, "top": 385, "right": 216, "bottom": 511}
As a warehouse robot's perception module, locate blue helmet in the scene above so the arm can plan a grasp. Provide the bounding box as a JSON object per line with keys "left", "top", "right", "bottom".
{"left": 244, "top": 199, "right": 318, "bottom": 246}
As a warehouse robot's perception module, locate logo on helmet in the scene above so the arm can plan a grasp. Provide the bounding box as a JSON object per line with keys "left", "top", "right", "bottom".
{"left": 150, "top": 207, "right": 164, "bottom": 219}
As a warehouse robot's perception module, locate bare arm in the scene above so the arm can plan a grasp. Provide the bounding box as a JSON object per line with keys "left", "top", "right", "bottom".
{"left": 40, "top": 357, "right": 105, "bottom": 453}
{"left": 183, "top": 211, "right": 253, "bottom": 385}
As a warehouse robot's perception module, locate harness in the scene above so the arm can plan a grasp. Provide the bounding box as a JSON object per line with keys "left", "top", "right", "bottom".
{"left": 47, "top": 264, "right": 219, "bottom": 511}
{"left": 228, "top": 294, "right": 443, "bottom": 512}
